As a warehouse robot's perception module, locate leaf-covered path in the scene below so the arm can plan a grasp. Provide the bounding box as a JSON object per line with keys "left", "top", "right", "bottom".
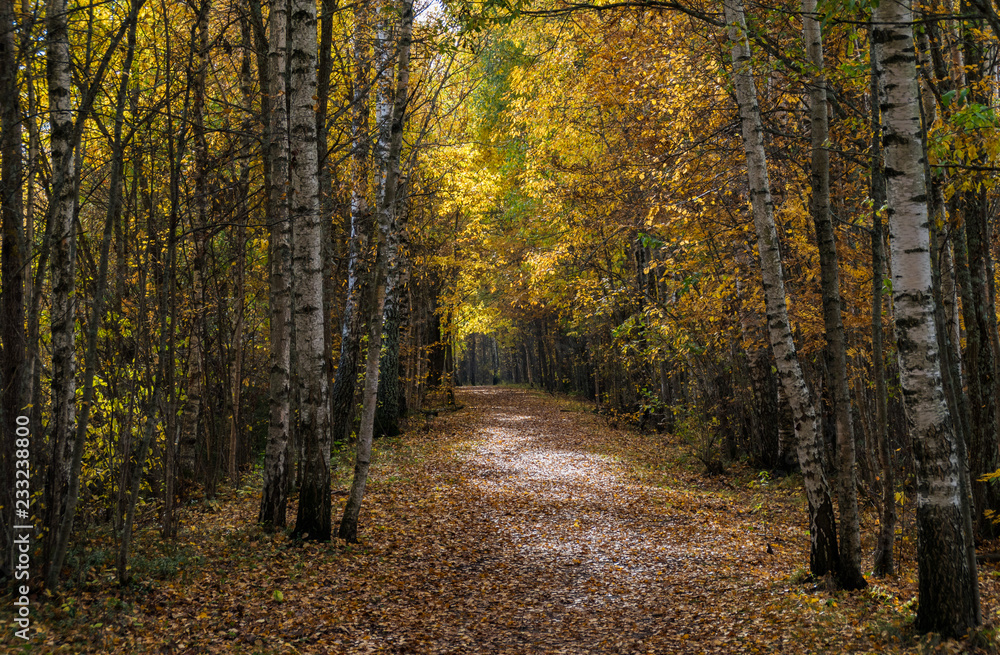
{"left": 26, "top": 387, "right": 999, "bottom": 654}
{"left": 377, "top": 386, "right": 778, "bottom": 654}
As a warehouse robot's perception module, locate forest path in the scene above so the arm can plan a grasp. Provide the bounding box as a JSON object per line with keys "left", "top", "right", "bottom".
{"left": 333, "top": 387, "right": 802, "bottom": 654}
{"left": 39, "top": 387, "right": 936, "bottom": 654}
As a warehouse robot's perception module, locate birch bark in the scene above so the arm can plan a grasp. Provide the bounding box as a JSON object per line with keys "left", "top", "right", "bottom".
{"left": 872, "top": 0, "right": 979, "bottom": 633}
{"left": 42, "top": 0, "right": 78, "bottom": 591}
{"left": 290, "top": 0, "right": 331, "bottom": 540}
{"left": 259, "top": 0, "right": 293, "bottom": 530}
{"left": 869, "top": 39, "right": 894, "bottom": 577}
{"left": 723, "top": 0, "right": 840, "bottom": 578}
{"left": 340, "top": 0, "right": 413, "bottom": 543}
{"left": 330, "top": 0, "right": 374, "bottom": 444}
{"left": 801, "top": 0, "right": 865, "bottom": 590}
{"left": 373, "top": 0, "right": 406, "bottom": 436}
{"left": 376, "top": 183, "right": 408, "bottom": 436}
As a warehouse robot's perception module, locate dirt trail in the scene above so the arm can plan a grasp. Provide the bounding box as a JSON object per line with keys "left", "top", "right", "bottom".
{"left": 350, "top": 387, "right": 791, "bottom": 654}
{"left": 26, "top": 387, "right": 999, "bottom": 654}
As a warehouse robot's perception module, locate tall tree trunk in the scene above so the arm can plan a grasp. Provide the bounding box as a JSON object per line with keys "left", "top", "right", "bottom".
{"left": 372, "top": 1, "right": 404, "bottom": 436}
{"left": 340, "top": 0, "right": 413, "bottom": 542}
{"left": 42, "top": 0, "right": 79, "bottom": 591}
{"left": 290, "top": 0, "right": 331, "bottom": 541}
{"left": 376, "top": 186, "right": 408, "bottom": 437}
{"left": 872, "top": 0, "right": 979, "bottom": 634}
{"left": 259, "top": 0, "right": 293, "bottom": 530}
{"left": 317, "top": 0, "right": 336, "bottom": 449}
{"left": 724, "top": 0, "right": 840, "bottom": 579}
{"left": 869, "top": 40, "right": 895, "bottom": 577}
{"left": 373, "top": 1, "right": 394, "bottom": 205}
{"left": 330, "top": 0, "right": 374, "bottom": 444}
{"left": 802, "top": 0, "right": 865, "bottom": 591}
{"left": 21, "top": 16, "right": 40, "bottom": 438}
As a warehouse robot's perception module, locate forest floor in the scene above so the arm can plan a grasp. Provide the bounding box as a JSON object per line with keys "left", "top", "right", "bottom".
{"left": 7, "top": 387, "right": 1000, "bottom": 654}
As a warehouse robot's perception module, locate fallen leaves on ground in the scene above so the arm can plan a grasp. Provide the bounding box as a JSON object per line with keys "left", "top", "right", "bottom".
{"left": 7, "top": 387, "right": 1000, "bottom": 654}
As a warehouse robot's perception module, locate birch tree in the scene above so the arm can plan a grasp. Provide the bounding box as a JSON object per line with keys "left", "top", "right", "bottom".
{"left": 330, "top": 0, "right": 374, "bottom": 445}
{"left": 872, "top": 0, "right": 979, "bottom": 634}
{"left": 340, "top": 0, "right": 414, "bottom": 543}
{"left": 373, "top": 2, "right": 406, "bottom": 437}
{"left": 375, "top": 182, "right": 409, "bottom": 437}
{"left": 290, "top": 0, "right": 331, "bottom": 540}
{"left": 801, "top": 0, "right": 865, "bottom": 590}
{"left": 723, "top": 0, "right": 840, "bottom": 579}
{"left": 259, "top": 0, "right": 293, "bottom": 529}
{"left": 42, "top": 0, "right": 79, "bottom": 590}
{"left": 869, "top": 39, "right": 894, "bottom": 577}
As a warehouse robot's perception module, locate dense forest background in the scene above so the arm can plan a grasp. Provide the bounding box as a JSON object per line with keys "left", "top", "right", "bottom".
{"left": 1, "top": 0, "right": 1000, "bottom": 642}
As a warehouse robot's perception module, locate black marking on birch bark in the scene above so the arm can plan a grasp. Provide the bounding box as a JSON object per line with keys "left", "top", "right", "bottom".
{"left": 895, "top": 289, "right": 932, "bottom": 303}
{"left": 872, "top": 29, "right": 892, "bottom": 44}
{"left": 885, "top": 53, "right": 916, "bottom": 65}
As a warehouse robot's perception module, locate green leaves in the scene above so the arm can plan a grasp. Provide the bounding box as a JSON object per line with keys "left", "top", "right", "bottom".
{"left": 638, "top": 232, "right": 664, "bottom": 250}
{"left": 952, "top": 102, "right": 998, "bottom": 130}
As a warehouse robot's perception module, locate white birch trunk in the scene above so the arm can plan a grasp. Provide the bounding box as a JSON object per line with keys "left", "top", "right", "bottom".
{"left": 259, "top": 0, "right": 292, "bottom": 529}
{"left": 329, "top": 0, "right": 373, "bottom": 444}
{"left": 724, "top": 0, "right": 840, "bottom": 577}
{"left": 43, "top": 0, "right": 77, "bottom": 591}
{"left": 339, "top": 0, "right": 414, "bottom": 543}
{"left": 802, "top": 0, "right": 865, "bottom": 590}
{"left": 872, "top": 0, "right": 979, "bottom": 634}
{"left": 290, "top": 0, "right": 331, "bottom": 540}
{"left": 869, "top": 40, "right": 895, "bottom": 577}
{"left": 372, "top": 0, "right": 402, "bottom": 436}
{"left": 374, "top": 1, "right": 394, "bottom": 207}
{"left": 376, "top": 180, "right": 409, "bottom": 436}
